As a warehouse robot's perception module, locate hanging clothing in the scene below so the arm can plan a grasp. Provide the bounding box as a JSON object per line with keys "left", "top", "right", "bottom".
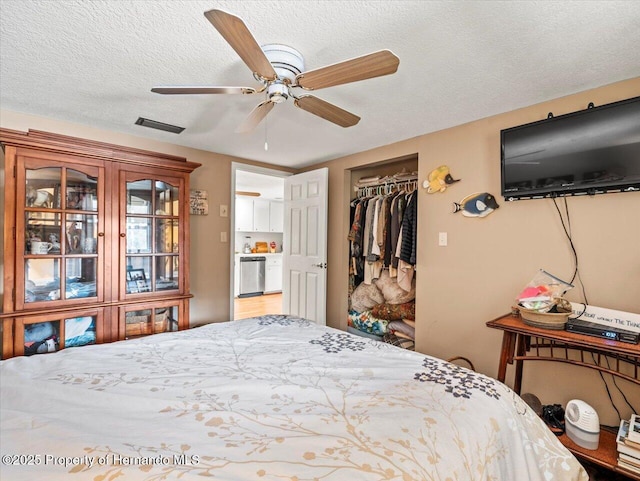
{"left": 349, "top": 198, "right": 368, "bottom": 285}
{"left": 349, "top": 182, "right": 417, "bottom": 286}
{"left": 364, "top": 196, "right": 383, "bottom": 284}
{"left": 382, "top": 194, "right": 395, "bottom": 268}
{"left": 389, "top": 193, "right": 407, "bottom": 271}
{"left": 397, "top": 259, "right": 415, "bottom": 292}
{"left": 363, "top": 197, "right": 376, "bottom": 260}
{"left": 369, "top": 197, "right": 382, "bottom": 259}
{"left": 399, "top": 192, "right": 418, "bottom": 266}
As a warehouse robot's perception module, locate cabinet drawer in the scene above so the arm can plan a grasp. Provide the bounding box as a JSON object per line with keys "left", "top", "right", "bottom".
{"left": 266, "top": 255, "right": 282, "bottom": 266}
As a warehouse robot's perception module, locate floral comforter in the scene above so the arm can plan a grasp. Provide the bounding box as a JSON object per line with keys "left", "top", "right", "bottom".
{"left": 0, "top": 315, "right": 587, "bottom": 480}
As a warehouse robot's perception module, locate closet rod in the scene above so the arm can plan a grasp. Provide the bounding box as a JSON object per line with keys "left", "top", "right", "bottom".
{"left": 356, "top": 177, "right": 418, "bottom": 198}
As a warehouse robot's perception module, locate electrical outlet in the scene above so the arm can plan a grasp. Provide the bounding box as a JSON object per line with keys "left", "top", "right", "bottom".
{"left": 438, "top": 232, "right": 448, "bottom": 246}
{"left": 220, "top": 231, "right": 227, "bottom": 243}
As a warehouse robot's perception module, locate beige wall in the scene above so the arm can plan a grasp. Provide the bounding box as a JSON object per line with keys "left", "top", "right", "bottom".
{"left": 0, "top": 110, "right": 292, "bottom": 325}
{"left": 2, "top": 78, "right": 639, "bottom": 425}
{"left": 313, "top": 77, "right": 640, "bottom": 426}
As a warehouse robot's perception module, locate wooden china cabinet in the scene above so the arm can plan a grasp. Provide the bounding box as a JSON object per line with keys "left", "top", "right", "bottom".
{"left": 0, "top": 129, "right": 200, "bottom": 359}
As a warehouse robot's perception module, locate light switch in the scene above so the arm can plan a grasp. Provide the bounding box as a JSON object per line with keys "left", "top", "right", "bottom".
{"left": 220, "top": 204, "right": 228, "bottom": 217}
{"left": 438, "top": 232, "right": 448, "bottom": 246}
{"left": 220, "top": 231, "right": 227, "bottom": 243}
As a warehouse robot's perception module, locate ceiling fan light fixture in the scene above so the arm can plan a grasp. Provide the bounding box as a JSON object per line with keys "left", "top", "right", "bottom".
{"left": 261, "top": 44, "right": 304, "bottom": 83}
{"left": 151, "top": 9, "right": 399, "bottom": 134}
{"left": 267, "top": 81, "right": 289, "bottom": 103}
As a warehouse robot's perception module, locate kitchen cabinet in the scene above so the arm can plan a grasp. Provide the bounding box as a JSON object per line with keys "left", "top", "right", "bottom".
{"left": 0, "top": 128, "right": 200, "bottom": 359}
{"left": 253, "top": 199, "right": 270, "bottom": 232}
{"left": 235, "top": 197, "right": 254, "bottom": 231}
{"left": 235, "top": 197, "right": 283, "bottom": 233}
{"left": 265, "top": 254, "right": 283, "bottom": 293}
{"left": 269, "top": 201, "right": 283, "bottom": 232}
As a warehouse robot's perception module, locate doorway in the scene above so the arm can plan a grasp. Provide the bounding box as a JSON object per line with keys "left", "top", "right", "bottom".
{"left": 234, "top": 292, "right": 283, "bottom": 320}
{"left": 231, "top": 163, "right": 290, "bottom": 320}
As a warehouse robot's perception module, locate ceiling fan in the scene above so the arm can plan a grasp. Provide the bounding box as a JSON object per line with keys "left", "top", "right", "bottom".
{"left": 151, "top": 9, "right": 400, "bottom": 133}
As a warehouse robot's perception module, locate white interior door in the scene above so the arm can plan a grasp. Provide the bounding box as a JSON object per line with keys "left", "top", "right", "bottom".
{"left": 283, "top": 168, "right": 328, "bottom": 325}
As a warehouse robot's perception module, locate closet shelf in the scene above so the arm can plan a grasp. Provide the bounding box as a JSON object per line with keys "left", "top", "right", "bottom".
{"left": 355, "top": 175, "right": 418, "bottom": 198}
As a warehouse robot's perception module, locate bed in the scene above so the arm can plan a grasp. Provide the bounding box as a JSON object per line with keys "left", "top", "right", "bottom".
{"left": 0, "top": 315, "right": 587, "bottom": 480}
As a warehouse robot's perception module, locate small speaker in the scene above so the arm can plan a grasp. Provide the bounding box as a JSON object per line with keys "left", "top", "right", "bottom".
{"left": 565, "top": 399, "right": 600, "bottom": 450}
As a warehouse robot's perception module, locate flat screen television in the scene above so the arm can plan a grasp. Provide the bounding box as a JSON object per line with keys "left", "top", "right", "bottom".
{"left": 501, "top": 96, "right": 640, "bottom": 200}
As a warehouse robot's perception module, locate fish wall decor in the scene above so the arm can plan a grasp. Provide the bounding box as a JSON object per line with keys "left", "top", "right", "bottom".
{"left": 453, "top": 192, "right": 499, "bottom": 218}
{"left": 423, "top": 165, "right": 460, "bottom": 193}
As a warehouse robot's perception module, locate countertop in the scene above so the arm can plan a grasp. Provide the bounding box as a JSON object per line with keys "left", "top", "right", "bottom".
{"left": 235, "top": 252, "right": 282, "bottom": 256}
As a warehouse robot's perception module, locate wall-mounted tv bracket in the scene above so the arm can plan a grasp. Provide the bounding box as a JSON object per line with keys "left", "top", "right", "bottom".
{"left": 548, "top": 102, "right": 595, "bottom": 120}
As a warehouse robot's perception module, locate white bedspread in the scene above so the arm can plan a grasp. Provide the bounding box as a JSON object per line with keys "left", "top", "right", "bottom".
{"left": 0, "top": 315, "right": 587, "bottom": 480}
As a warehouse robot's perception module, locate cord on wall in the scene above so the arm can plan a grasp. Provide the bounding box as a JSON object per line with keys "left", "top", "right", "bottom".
{"left": 553, "top": 197, "right": 638, "bottom": 419}
{"left": 552, "top": 197, "right": 587, "bottom": 302}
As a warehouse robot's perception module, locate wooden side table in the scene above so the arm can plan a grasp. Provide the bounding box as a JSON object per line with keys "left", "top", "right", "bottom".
{"left": 487, "top": 313, "right": 640, "bottom": 480}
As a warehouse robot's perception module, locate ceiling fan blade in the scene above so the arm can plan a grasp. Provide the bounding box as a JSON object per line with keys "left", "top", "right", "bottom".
{"left": 151, "top": 86, "right": 256, "bottom": 95}
{"left": 295, "top": 50, "right": 399, "bottom": 90}
{"left": 294, "top": 95, "right": 360, "bottom": 128}
{"left": 204, "top": 9, "right": 277, "bottom": 81}
{"left": 236, "top": 100, "right": 275, "bottom": 133}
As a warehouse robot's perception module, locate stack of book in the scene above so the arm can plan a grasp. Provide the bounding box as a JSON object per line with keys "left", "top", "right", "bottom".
{"left": 616, "top": 414, "right": 640, "bottom": 475}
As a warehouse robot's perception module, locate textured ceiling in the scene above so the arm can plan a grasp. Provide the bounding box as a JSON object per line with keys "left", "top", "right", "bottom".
{"left": 1, "top": 1, "right": 639, "bottom": 169}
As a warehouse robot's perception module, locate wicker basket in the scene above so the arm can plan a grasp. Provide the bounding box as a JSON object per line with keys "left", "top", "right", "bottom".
{"left": 518, "top": 303, "right": 571, "bottom": 330}
{"left": 125, "top": 310, "right": 169, "bottom": 337}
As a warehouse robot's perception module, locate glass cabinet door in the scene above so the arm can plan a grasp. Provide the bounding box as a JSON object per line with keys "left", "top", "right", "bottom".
{"left": 122, "top": 304, "right": 179, "bottom": 339}
{"left": 18, "top": 160, "right": 103, "bottom": 309}
{"left": 123, "top": 175, "right": 182, "bottom": 296}
{"left": 15, "top": 309, "right": 102, "bottom": 357}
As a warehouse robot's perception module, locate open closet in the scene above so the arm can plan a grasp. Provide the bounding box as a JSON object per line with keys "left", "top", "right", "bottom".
{"left": 347, "top": 155, "right": 418, "bottom": 350}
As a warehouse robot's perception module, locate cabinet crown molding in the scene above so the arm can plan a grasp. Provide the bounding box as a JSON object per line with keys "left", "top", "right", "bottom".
{"left": 0, "top": 128, "right": 201, "bottom": 172}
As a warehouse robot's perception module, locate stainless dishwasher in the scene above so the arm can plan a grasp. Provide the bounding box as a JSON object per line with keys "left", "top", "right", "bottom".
{"left": 238, "top": 256, "right": 266, "bottom": 297}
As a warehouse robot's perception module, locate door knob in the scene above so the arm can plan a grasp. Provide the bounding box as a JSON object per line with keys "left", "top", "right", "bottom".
{"left": 312, "top": 262, "right": 327, "bottom": 268}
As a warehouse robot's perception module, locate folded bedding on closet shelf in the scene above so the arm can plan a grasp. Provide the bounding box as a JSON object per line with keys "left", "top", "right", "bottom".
{"left": 383, "top": 331, "right": 415, "bottom": 350}
{"left": 348, "top": 310, "right": 389, "bottom": 336}
{"left": 388, "top": 320, "right": 416, "bottom": 340}
{"left": 371, "top": 301, "right": 415, "bottom": 321}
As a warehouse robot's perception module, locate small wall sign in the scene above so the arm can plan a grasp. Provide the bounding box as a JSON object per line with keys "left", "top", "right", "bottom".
{"left": 189, "top": 189, "right": 209, "bottom": 215}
